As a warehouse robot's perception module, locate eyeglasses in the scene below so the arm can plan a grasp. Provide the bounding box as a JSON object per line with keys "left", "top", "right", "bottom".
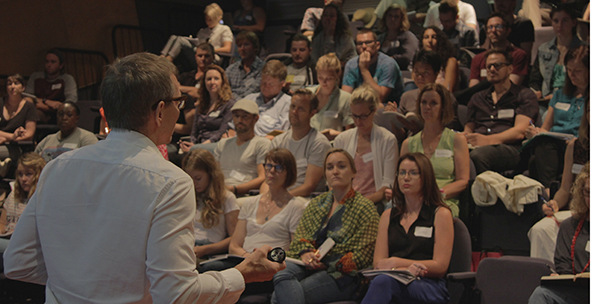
{"left": 413, "top": 69, "right": 434, "bottom": 79}
{"left": 151, "top": 95, "right": 187, "bottom": 110}
{"left": 486, "top": 24, "right": 505, "bottom": 31}
{"left": 351, "top": 110, "right": 374, "bottom": 120}
{"left": 398, "top": 170, "right": 420, "bottom": 178}
{"left": 263, "top": 163, "right": 284, "bottom": 173}
{"left": 356, "top": 40, "right": 376, "bottom": 47}
{"left": 485, "top": 62, "right": 510, "bottom": 71}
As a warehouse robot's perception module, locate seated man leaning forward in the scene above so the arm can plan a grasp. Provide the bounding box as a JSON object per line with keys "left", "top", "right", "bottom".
{"left": 214, "top": 98, "right": 271, "bottom": 196}
{"left": 465, "top": 49, "right": 538, "bottom": 175}
{"left": 263, "top": 89, "right": 331, "bottom": 197}
{"left": 284, "top": 34, "right": 318, "bottom": 94}
{"left": 34, "top": 102, "right": 98, "bottom": 162}
{"left": 342, "top": 28, "right": 403, "bottom": 104}
{"left": 3, "top": 52, "right": 283, "bottom": 303}
{"left": 225, "top": 31, "right": 265, "bottom": 101}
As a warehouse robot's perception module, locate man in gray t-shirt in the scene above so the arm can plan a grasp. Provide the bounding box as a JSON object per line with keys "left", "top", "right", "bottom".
{"left": 214, "top": 99, "right": 270, "bottom": 196}
{"left": 267, "top": 89, "right": 331, "bottom": 197}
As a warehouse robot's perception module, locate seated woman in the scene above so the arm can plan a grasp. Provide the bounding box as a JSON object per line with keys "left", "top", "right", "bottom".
{"left": 525, "top": 45, "right": 588, "bottom": 193}
{"left": 182, "top": 149, "right": 239, "bottom": 260}
{"left": 180, "top": 64, "right": 235, "bottom": 154}
{"left": 528, "top": 162, "right": 590, "bottom": 304}
{"left": 161, "top": 3, "right": 233, "bottom": 69}
{"left": 361, "top": 152, "right": 454, "bottom": 304}
{"left": 232, "top": 0, "right": 266, "bottom": 34}
{"left": 0, "top": 153, "right": 46, "bottom": 257}
{"left": 420, "top": 26, "right": 459, "bottom": 93}
{"left": 377, "top": 3, "right": 419, "bottom": 70}
{"left": 399, "top": 83, "right": 469, "bottom": 217}
{"left": 307, "top": 53, "right": 354, "bottom": 141}
{"left": 311, "top": 4, "right": 357, "bottom": 68}
{"left": 271, "top": 148, "right": 379, "bottom": 304}
{"left": 334, "top": 85, "right": 398, "bottom": 211}
{"left": 530, "top": 4, "right": 584, "bottom": 102}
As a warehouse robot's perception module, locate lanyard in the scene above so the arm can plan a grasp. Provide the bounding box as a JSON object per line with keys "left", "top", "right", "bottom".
{"left": 571, "top": 217, "right": 590, "bottom": 275}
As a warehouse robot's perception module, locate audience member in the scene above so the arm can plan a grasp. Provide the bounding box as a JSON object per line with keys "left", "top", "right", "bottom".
{"left": 0, "top": 153, "right": 45, "bottom": 257}
{"left": 399, "top": 84, "right": 469, "bottom": 217}
{"left": 245, "top": 60, "right": 292, "bottom": 137}
{"left": 376, "top": 3, "right": 420, "bottom": 70}
{"left": 301, "top": 0, "right": 346, "bottom": 39}
{"left": 361, "top": 152, "right": 454, "bottom": 304}
{"left": 528, "top": 162, "right": 590, "bottom": 304}
{"left": 438, "top": 0, "right": 479, "bottom": 53}
{"left": 3, "top": 53, "right": 283, "bottom": 302}
{"left": 485, "top": 0, "right": 535, "bottom": 59}
{"left": 182, "top": 149, "right": 239, "bottom": 260}
{"left": 424, "top": 0, "right": 477, "bottom": 31}
{"left": 161, "top": 3, "right": 232, "bottom": 69}
{"left": 334, "top": 85, "right": 398, "bottom": 211}
{"left": 232, "top": 0, "right": 266, "bottom": 34}
{"left": 268, "top": 89, "right": 331, "bottom": 197}
{"left": 177, "top": 43, "right": 215, "bottom": 100}
{"left": 2, "top": 74, "right": 38, "bottom": 145}
{"left": 311, "top": 4, "right": 357, "bottom": 67}
{"left": 34, "top": 102, "right": 98, "bottom": 162}
{"left": 529, "top": 4, "right": 584, "bottom": 101}
{"left": 469, "top": 13, "right": 529, "bottom": 87}
{"left": 374, "top": 0, "right": 407, "bottom": 19}
{"left": 465, "top": 49, "right": 538, "bottom": 175}
{"left": 421, "top": 26, "right": 460, "bottom": 92}
{"left": 406, "top": 0, "right": 434, "bottom": 23}
{"left": 272, "top": 148, "right": 379, "bottom": 304}
{"left": 180, "top": 64, "right": 234, "bottom": 154}
{"left": 214, "top": 98, "right": 270, "bottom": 196}
{"left": 226, "top": 31, "right": 265, "bottom": 100}
{"left": 342, "top": 29, "right": 403, "bottom": 104}
{"left": 24, "top": 48, "right": 77, "bottom": 124}
{"left": 307, "top": 53, "right": 353, "bottom": 141}
{"left": 284, "top": 34, "right": 318, "bottom": 94}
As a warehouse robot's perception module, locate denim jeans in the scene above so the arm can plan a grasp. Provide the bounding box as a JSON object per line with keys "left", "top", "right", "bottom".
{"left": 361, "top": 274, "right": 449, "bottom": 304}
{"left": 271, "top": 262, "right": 357, "bottom": 304}
{"left": 528, "top": 285, "right": 589, "bottom": 304}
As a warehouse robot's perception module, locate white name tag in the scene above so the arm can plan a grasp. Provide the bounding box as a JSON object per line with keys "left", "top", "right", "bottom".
{"left": 324, "top": 110, "right": 338, "bottom": 118}
{"left": 296, "top": 158, "right": 308, "bottom": 169}
{"left": 572, "top": 164, "right": 584, "bottom": 175}
{"left": 63, "top": 143, "right": 77, "bottom": 149}
{"left": 414, "top": 226, "right": 433, "bottom": 238}
{"left": 435, "top": 149, "right": 453, "bottom": 158}
{"left": 292, "top": 75, "right": 306, "bottom": 84}
{"left": 586, "top": 240, "right": 590, "bottom": 252}
{"left": 229, "top": 170, "right": 247, "bottom": 181}
{"left": 51, "top": 83, "right": 62, "bottom": 90}
{"left": 554, "top": 102, "right": 571, "bottom": 112}
{"left": 208, "top": 111, "right": 220, "bottom": 118}
{"left": 480, "top": 69, "right": 487, "bottom": 77}
{"left": 498, "top": 109, "right": 514, "bottom": 119}
{"left": 362, "top": 152, "right": 374, "bottom": 163}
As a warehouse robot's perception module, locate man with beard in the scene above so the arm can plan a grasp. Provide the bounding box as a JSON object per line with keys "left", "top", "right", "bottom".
{"left": 284, "top": 34, "right": 317, "bottom": 94}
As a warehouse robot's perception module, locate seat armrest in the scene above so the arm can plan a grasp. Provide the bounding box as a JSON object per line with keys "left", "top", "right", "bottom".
{"left": 447, "top": 271, "right": 476, "bottom": 281}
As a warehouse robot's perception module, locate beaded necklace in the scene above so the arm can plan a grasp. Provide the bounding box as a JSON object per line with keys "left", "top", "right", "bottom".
{"left": 570, "top": 216, "right": 590, "bottom": 275}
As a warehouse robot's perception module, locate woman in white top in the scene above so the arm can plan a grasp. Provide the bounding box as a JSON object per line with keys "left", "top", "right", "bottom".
{"left": 334, "top": 85, "right": 399, "bottom": 210}
{"left": 182, "top": 149, "right": 239, "bottom": 259}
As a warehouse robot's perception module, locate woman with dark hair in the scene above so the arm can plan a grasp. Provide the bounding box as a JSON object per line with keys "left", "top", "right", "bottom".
{"left": 420, "top": 26, "right": 459, "bottom": 92}
{"left": 530, "top": 3, "right": 583, "bottom": 101}
{"left": 271, "top": 148, "right": 379, "bottom": 304}
{"left": 377, "top": 3, "right": 419, "bottom": 70}
{"left": 400, "top": 83, "right": 469, "bottom": 217}
{"left": 361, "top": 152, "right": 454, "bottom": 304}
{"left": 180, "top": 64, "right": 234, "bottom": 153}
{"left": 311, "top": 4, "right": 357, "bottom": 67}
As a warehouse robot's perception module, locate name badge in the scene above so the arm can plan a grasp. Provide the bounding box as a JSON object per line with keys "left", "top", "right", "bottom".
{"left": 572, "top": 164, "right": 584, "bottom": 175}
{"left": 243, "top": 77, "right": 254, "bottom": 88}
{"left": 51, "top": 83, "right": 62, "bottom": 90}
{"left": 208, "top": 111, "right": 220, "bottom": 118}
{"left": 292, "top": 75, "right": 306, "bottom": 84}
{"left": 296, "top": 158, "right": 308, "bottom": 169}
{"left": 324, "top": 110, "right": 338, "bottom": 118}
{"left": 414, "top": 226, "right": 433, "bottom": 238}
{"left": 229, "top": 170, "right": 247, "bottom": 181}
{"left": 285, "top": 75, "right": 295, "bottom": 83}
{"left": 498, "top": 109, "right": 514, "bottom": 119}
{"left": 480, "top": 69, "right": 487, "bottom": 77}
{"left": 554, "top": 102, "right": 571, "bottom": 112}
{"left": 63, "top": 143, "right": 77, "bottom": 149}
{"left": 434, "top": 149, "right": 453, "bottom": 158}
{"left": 586, "top": 240, "right": 590, "bottom": 252}
{"left": 362, "top": 152, "right": 374, "bottom": 162}
{"left": 245, "top": 15, "right": 253, "bottom": 21}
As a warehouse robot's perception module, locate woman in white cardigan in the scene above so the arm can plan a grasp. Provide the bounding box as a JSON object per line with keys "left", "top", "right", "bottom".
{"left": 334, "top": 86, "right": 398, "bottom": 211}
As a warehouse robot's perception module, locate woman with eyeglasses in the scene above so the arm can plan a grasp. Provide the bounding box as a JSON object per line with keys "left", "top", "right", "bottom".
{"left": 361, "top": 152, "right": 454, "bottom": 304}
{"left": 307, "top": 53, "right": 354, "bottom": 141}
{"left": 334, "top": 85, "right": 398, "bottom": 212}
{"left": 271, "top": 148, "right": 379, "bottom": 304}
{"left": 398, "top": 83, "right": 469, "bottom": 217}
{"left": 311, "top": 4, "right": 357, "bottom": 68}
{"left": 377, "top": 3, "right": 419, "bottom": 70}
{"left": 180, "top": 64, "right": 234, "bottom": 154}
{"left": 420, "top": 26, "right": 459, "bottom": 93}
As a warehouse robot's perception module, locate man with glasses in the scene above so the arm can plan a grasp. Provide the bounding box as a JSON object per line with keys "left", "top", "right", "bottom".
{"left": 464, "top": 49, "right": 538, "bottom": 175}
{"left": 342, "top": 28, "right": 403, "bottom": 104}
{"left": 4, "top": 53, "right": 283, "bottom": 303}
{"left": 226, "top": 31, "right": 265, "bottom": 100}
{"left": 266, "top": 89, "right": 331, "bottom": 197}
{"left": 214, "top": 98, "right": 271, "bottom": 196}
{"left": 479, "top": 0, "right": 534, "bottom": 60}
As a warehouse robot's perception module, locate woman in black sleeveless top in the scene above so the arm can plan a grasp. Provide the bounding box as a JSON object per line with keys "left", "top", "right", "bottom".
{"left": 361, "top": 152, "right": 454, "bottom": 304}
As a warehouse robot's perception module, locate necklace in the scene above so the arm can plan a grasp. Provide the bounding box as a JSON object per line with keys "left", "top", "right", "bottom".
{"left": 421, "top": 131, "right": 442, "bottom": 158}
{"left": 570, "top": 216, "right": 590, "bottom": 275}
{"left": 262, "top": 198, "right": 273, "bottom": 221}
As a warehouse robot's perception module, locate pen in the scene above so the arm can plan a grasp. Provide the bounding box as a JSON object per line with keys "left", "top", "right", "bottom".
{"left": 540, "top": 196, "right": 555, "bottom": 213}
{"left": 308, "top": 249, "right": 320, "bottom": 263}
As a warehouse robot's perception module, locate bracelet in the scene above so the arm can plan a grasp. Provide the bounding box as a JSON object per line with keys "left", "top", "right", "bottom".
{"left": 233, "top": 186, "right": 238, "bottom": 195}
